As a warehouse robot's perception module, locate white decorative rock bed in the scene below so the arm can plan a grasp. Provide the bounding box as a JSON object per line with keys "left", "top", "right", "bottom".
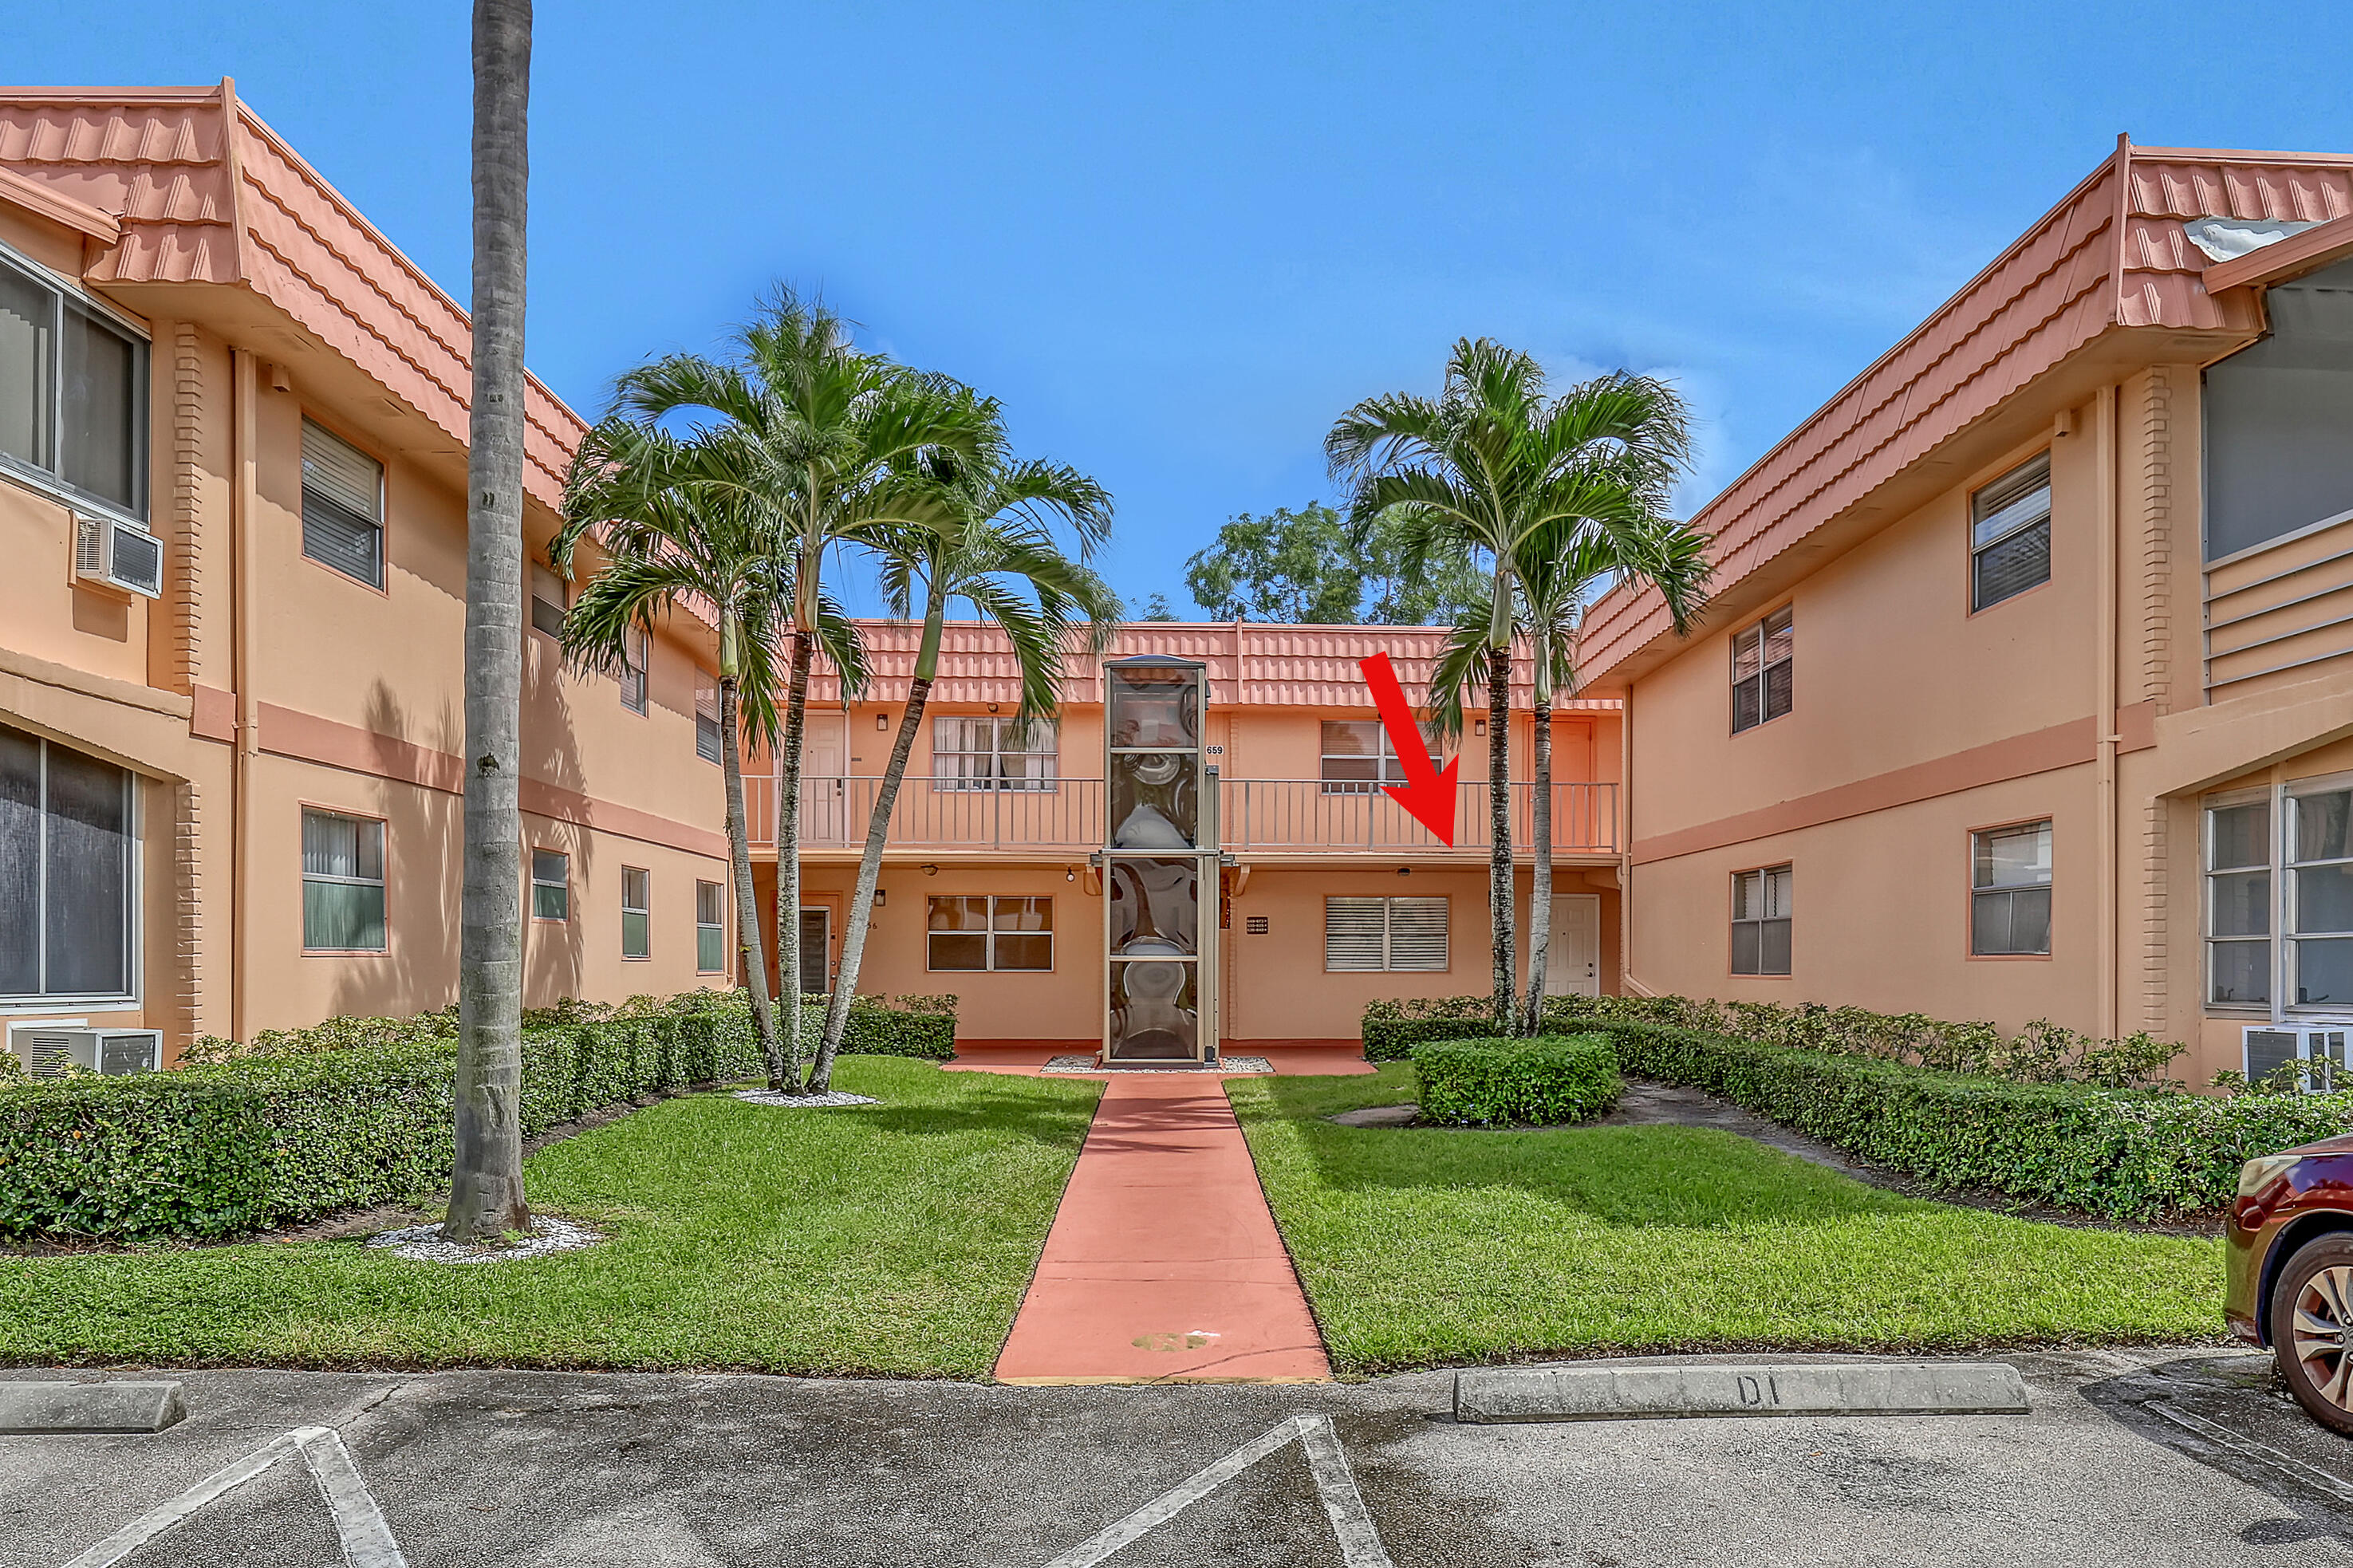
{"left": 367, "top": 1215, "right": 604, "bottom": 1264}
{"left": 1041, "top": 1055, "right": 1274, "bottom": 1075}
{"left": 731, "top": 1089, "right": 881, "bottom": 1109}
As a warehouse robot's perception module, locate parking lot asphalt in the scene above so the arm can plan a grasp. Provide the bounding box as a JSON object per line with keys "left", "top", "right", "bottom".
{"left": 4, "top": 1346, "right": 2351, "bottom": 1566}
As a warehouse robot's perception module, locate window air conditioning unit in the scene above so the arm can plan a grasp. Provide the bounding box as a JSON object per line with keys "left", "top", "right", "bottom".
{"left": 72, "top": 513, "right": 165, "bottom": 599}
{"left": 2245, "top": 1026, "right": 2351, "bottom": 1093}
{"left": 6, "top": 1026, "right": 163, "bottom": 1079}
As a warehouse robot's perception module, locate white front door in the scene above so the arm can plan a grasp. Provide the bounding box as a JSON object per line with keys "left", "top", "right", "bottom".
{"left": 802, "top": 723, "right": 846, "bottom": 845}
{"left": 1545, "top": 894, "right": 1601, "bottom": 997}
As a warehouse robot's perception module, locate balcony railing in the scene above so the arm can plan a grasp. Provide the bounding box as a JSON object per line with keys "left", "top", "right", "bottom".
{"left": 743, "top": 775, "right": 1617, "bottom": 856}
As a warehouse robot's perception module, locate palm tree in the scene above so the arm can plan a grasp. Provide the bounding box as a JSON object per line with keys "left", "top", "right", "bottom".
{"left": 1430, "top": 514, "right": 1709, "bottom": 1031}
{"left": 445, "top": 0, "right": 533, "bottom": 1243}
{"left": 553, "top": 424, "right": 794, "bottom": 1078}
{"left": 610, "top": 292, "right": 991, "bottom": 1091}
{"left": 1329, "top": 342, "right": 1693, "bottom": 1030}
{"left": 810, "top": 449, "right": 1119, "bottom": 1092}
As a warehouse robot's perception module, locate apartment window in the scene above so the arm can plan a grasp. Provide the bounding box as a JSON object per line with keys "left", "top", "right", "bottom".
{"left": 618, "top": 867, "right": 651, "bottom": 959}
{"left": 927, "top": 895, "right": 1054, "bottom": 971}
{"left": 302, "top": 808, "right": 385, "bottom": 952}
{"left": 2292, "top": 786, "right": 2353, "bottom": 1011}
{"left": 1320, "top": 720, "right": 1409, "bottom": 794}
{"left": 1731, "top": 865, "right": 1791, "bottom": 975}
{"left": 1970, "top": 453, "right": 2051, "bottom": 611}
{"left": 0, "top": 245, "right": 148, "bottom": 520}
{"left": 1972, "top": 821, "right": 2052, "bottom": 955}
{"left": 2208, "top": 796, "right": 2272, "bottom": 1007}
{"left": 620, "top": 627, "right": 649, "bottom": 715}
{"left": 694, "top": 671, "right": 723, "bottom": 763}
{"left": 1730, "top": 608, "right": 1793, "bottom": 733}
{"left": 696, "top": 880, "right": 726, "bottom": 973}
{"left": 530, "top": 561, "right": 566, "bottom": 640}
{"left": 300, "top": 419, "right": 384, "bottom": 589}
{"left": 1324, "top": 896, "right": 1448, "bottom": 972}
{"left": 933, "top": 716, "right": 1057, "bottom": 791}
{"left": 530, "top": 849, "right": 569, "bottom": 921}
{"left": 0, "top": 723, "right": 136, "bottom": 1000}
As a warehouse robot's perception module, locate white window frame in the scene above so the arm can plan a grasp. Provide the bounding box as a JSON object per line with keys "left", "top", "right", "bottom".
{"left": 695, "top": 878, "right": 727, "bottom": 974}
{"left": 1318, "top": 719, "right": 1409, "bottom": 794}
{"left": 0, "top": 726, "right": 140, "bottom": 1008}
{"left": 2289, "top": 776, "right": 2353, "bottom": 1014}
{"left": 300, "top": 806, "right": 387, "bottom": 954}
{"left": 621, "top": 866, "right": 651, "bottom": 959}
{"left": 931, "top": 716, "right": 1058, "bottom": 792}
{"left": 925, "top": 894, "right": 1056, "bottom": 971}
{"left": 0, "top": 238, "right": 149, "bottom": 526}
{"left": 1731, "top": 865, "right": 1792, "bottom": 976}
{"left": 2203, "top": 774, "right": 2353, "bottom": 1022}
{"left": 694, "top": 669, "right": 722, "bottom": 764}
{"left": 1322, "top": 896, "right": 1448, "bottom": 973}
{"left": 1969, "top": 452, "right": 2053, "bottom": 613}
{"left": 2205, "top": 788, "right": 2273, "bottom": 1012}
{"left": 620, "top": 627, "right": 649, "bottom": 715}
{"left": 298, "top": 417, "right": 386, "bottom": 589}
{"left": 1970, "top": 820, "right": 2052, "bottom": 957}
{"left": 530, "top": 560, "right": 566, "bottom": 640}
{"left": 530, "top": 847, "right": 570, "bottom": 923}
{"left": 1730, "top": 607, "right": 1793, "bottom": 735}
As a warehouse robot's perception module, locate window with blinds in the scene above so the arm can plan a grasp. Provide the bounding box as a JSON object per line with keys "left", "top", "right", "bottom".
{"left": 1324, "top": 896, "right": 1448, "bottom": 972}
{"left": 302, "top": 808, "right": 386, "bottom": 951}
{"left": 1731, "top": 608, "right": 1793, "bottom": 734}
{"left": 620, "top": 627, "right": 648, "bottom": 715}
{"left": 1, "top": 723, "right": 136, "bottom": 999}
{"left": 1731, "top": 865, "right": 1791, "bottom": 975}
{"left": 932, "top": 716, "right": 1058, "bottom": 790}
{"left": 1320, "top": 720, "right": 1409, "bottom": 794}
{"left": 1970, "top": 453, "right": 2051, "bottom": 612}
{"left": 300, "top": 419, "right": 384, "bottom": 589}
{"left": 696, "top": 880, "right": 726, "bottom": 973}
{"left": 530, "top": 561, "right": 566, "bottom": 640}
{"left": 1971, "top": 821, "right": 2051, "bottom": 955}
{"left": 694, "top": 671, "right": 722, "bottom": 762}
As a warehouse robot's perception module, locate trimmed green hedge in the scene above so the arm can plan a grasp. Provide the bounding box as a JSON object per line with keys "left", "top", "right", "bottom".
{"left": 1413, "top": 1034, "right": 1622, "bottom": 1127}
{"left": 1363, "top": 997, "right": 1507, "bottom": 1061}
{"left": 0, "top": 1007, "right": 766, "bottom": 1240}
{"left": 1595, "top": 1018, "right": 2351, "bottom": 1218}
{"left": 794, "top": 994, "right": 958, "bottom": 1061}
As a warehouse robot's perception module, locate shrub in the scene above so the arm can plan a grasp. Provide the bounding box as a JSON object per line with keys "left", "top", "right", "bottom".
{"left": 1413, "top": 1034, "right": 1622, "bottom": 1127}
{"left": 1362, "top": 996, "right": 1513, "bottom": 1061}
{"left": 795, "top": 993, "right": 959, "bottom": 1061}
{"left": 1592, "top": 1018, "right": 2351, "bottom": 1218}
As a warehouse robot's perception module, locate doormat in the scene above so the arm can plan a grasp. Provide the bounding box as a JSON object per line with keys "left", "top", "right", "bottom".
{"left": 1041, "top": 1055, "right": 1275, "bottom": 1075}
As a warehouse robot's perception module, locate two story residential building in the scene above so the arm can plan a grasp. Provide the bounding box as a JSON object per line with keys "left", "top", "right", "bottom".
{"left": 1581, "top": 138, "right": 2353, "bottom": 1085}
{"left": 742, "top": 621, "right": 1625, "bottom": 1048}
{"left": 0, "top": 83, "right": 733, "bottom": 1066}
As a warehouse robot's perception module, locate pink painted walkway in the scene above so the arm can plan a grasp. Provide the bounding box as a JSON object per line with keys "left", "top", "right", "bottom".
{"left": 994, "top": 1074, "right": 1331, "bottom": 1385}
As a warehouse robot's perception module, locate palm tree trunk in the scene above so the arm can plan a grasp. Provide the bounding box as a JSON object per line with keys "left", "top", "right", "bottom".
{"left": 719, "top": 674, "right": 782, "bottom": 1079}
{"left": 774, "top": 625, "right": 814, "bottom": 1091}
{"left": 1486, "top": 640, "right": 1514, "bottom": 1031}
{"left": 812, "top": 598, "right": 944, "bottom": 1092}
{"left": 1520, "top": 691, "right": 1552, "bottom": 1035}
{"left": 446, "top": 0, "right": 530, "bottom": 1243}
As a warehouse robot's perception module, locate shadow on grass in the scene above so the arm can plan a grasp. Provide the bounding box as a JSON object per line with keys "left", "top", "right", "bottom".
{"left": 1235, "top": 1066, "right": 1941, "bottom": 1233}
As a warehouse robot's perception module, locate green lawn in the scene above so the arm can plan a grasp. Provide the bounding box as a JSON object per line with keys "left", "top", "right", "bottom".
{"left": 1231, "top": 1065, "right": 2226, "bottom": 1375}
{"left": 0, "top": 1059, "right": 1100, "bottom": 1377}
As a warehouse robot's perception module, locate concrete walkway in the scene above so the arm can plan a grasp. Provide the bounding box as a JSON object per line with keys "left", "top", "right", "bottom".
{"left": 994, "top": 1075, "right": 1330, "bottom": 1385}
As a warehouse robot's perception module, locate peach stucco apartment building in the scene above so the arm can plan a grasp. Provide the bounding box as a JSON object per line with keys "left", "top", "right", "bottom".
{"left": 1581, "top": 137, "right": 2353, "bottom": 1086}
{"left": 0, "top": 84, "right": 732, "bottom": 1066}
{"left": 741, "top": 621, "right": 1625, "bottom": 1048}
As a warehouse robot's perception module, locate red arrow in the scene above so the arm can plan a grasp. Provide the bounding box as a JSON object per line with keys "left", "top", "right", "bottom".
{"left": 1358, "top": 652, "right": 1459, "bottom": 845}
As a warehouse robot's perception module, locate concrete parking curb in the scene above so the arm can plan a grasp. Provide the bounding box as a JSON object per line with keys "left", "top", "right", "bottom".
{"left": 0, "top": 1381, "right": 188, "bottom": 1435}
{"left": 1453, "top": 1361, "right": 2031, "bottom": 1424}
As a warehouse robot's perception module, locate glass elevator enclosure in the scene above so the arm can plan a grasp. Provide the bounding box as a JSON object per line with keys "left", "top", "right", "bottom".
{"left": 1101, "top": 655, "right": 1218, "bottom": 1062}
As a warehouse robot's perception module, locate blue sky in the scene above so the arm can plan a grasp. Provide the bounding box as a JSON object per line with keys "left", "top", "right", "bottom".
{"left": 15, "top": 2, "right": 2351, "bottom": 614}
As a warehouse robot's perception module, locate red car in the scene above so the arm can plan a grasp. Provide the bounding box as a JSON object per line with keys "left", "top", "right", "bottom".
{"left": 2228, "top": 1136, "right": 2353, "bottom": 1433}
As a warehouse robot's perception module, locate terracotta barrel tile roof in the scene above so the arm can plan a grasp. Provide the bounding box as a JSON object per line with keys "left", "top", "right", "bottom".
{"left": 1580, "top": 140, "right": 2353, "bottom": 689}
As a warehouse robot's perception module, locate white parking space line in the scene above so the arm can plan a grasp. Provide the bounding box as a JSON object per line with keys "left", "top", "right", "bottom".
{"left": 58, "top": 1425, "right": 406, "bottom": 1568}
{"left": 1041, "top": 1414, "right": 1394, "bottom": 1568}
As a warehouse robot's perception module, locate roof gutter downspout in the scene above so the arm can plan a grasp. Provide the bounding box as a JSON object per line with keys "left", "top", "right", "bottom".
{"left": 229, "top": 345, "right": 258, "bottom": 1046}
{"left": 2095, "top": 383, "right": 2120, "bottom": 1042}
{"left": 1618, "top": 682, "right": 1652, "bottom": 997}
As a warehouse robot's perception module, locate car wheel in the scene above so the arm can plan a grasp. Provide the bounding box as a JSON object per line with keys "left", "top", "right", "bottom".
{"left": 2270, "top": 1233, "right": 2353, "bottom": 1436}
